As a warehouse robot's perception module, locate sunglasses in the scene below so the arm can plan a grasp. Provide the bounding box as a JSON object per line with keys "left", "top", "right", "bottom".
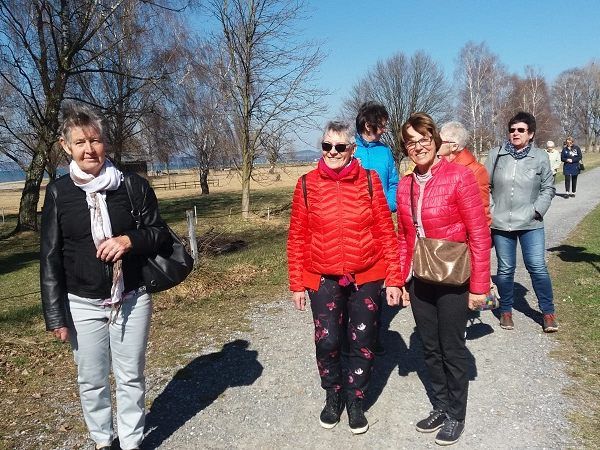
{"left": 321, "top": 142, "right": 351, "bottom": 152}
{"left": 509, "top": 127, "right": 528, "bottom": 134}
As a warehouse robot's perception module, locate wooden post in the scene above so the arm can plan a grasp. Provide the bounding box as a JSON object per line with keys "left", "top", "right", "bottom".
{"left": 186, "top": 210, "right": 199, "bottom": 266}
{"left": 267, "top": 207, "right": 270, "bottom": 221}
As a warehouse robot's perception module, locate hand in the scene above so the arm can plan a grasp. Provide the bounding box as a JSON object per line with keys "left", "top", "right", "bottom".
{"left": 386, "top": 286, "right": 401, "bottom": 306}
{"left": 401, "top": 286, "right": 411, "bottom": 307}
{"left": 51, "top": 327, "right": 69, "bottom": 342}
{"left": 96, "top": 235, "right": 132, "bottom": 263}
{"left": 567, "top": 158, "right": 572, "bottom": 163}
{"left": 292, "top": 291, "right": 307, "bottom": 311}
{"left": 468, "top": 292, "right": 487, "bottom": 310}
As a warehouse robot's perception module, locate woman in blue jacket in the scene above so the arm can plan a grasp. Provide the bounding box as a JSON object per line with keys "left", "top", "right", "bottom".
{"left": 354, "top": 102, "right": 399, "bottom": 212}
{"left": 561, "top": 136, "right": 582, "bottom": 197}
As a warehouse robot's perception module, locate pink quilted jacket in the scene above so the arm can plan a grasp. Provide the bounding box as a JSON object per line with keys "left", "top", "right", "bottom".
{"left": 396, "top": 158, "right": 491, "bottom": 294}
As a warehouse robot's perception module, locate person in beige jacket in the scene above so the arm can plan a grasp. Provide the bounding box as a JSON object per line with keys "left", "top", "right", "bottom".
{"left": 545, "top": 140, "right": 562, "bottom": 180}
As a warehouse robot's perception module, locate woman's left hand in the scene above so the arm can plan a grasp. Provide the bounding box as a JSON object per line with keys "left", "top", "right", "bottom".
{"left": 468, "top": 292, "right": 487, "bottom": 310}
{"left": 386, "top": 286, "right": 402, "bottom": 306}
{"left": 97, "top": 235, "right": 132, "bottom": 262}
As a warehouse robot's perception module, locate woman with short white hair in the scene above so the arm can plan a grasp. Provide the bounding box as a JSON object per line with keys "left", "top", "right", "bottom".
{"left": 41, "top": 102, "right": 170, "bottom": 450}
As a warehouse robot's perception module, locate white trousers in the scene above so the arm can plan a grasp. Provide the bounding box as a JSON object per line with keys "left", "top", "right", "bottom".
{"left": 68, "top": 289, "right": 152, "bottom": 449}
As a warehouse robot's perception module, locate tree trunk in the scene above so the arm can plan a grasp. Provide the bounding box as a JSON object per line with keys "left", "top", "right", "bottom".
{"left": 241, "top": 150, "right": 252, "bottom": 219}
{"left": 199, "top": 168, "right": 210, "bottom": 195}
{"left": 16, "top": 144, "right": 48, "bottom": 232}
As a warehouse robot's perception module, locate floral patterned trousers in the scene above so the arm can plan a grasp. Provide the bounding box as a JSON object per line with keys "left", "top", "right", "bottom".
{"left": 308, "top": 276, "right": 383, "bottom": 400}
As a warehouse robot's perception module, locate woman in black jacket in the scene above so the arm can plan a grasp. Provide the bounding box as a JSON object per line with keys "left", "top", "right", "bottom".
{"left": 561, "top": 136, "right": 582, "bottom": 197}
{"left": 41, "top": 103, "right": 169, "bottom": 450}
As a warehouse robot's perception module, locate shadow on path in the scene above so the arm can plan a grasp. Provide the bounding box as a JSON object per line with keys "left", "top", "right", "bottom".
{"left": 143, "top": 339, "right": 263, "bottom": 449}
{"left": 365, "top": 304, "right": 477, "bottom": 412}
{"left": 547, "top": 244, "right": 600, "bottom": 274}
{"left": 492, "top": 281, "right": 543, "bottom": 326}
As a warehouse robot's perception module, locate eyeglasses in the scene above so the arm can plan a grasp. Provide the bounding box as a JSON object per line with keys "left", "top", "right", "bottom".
{"left": 404, "top": 136, "right": 433, "bottom": 150}
{"left": 321, "top": 142, "right": 352, "bottom": 152}
{"left": 442, "top": 140, "right": 456, "bottom": 144}
{"left": 509, "top": 127, "right": 528, "bottom": 134}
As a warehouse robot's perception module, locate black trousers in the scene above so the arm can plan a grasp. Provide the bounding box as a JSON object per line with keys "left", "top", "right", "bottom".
{"left": 564, "top": 174, "right": 578, "bottom": 193}
{"left": 409, "top": 278, "right": 469, "bottom": 421}
{"left": 308, "top": 277, "right": 382, "bottom": 400}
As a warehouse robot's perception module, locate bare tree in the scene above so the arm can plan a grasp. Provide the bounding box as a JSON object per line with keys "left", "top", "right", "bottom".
{"left": 206, "top": 0, "right": 327, "bottom": 218}
{"left": 504, "top": 67, "right": 558, "bottom": 145}
{"left": 455, "top": 42, "right": 510, "bottom": 155}
{"left": 258, "top": 127, "right": 291, "bottom": 174}
{"left": 343, "top": 51, "right": 451, "bottom": 161}
{"left": 0, "top": 0, "right": 188, "bottom": 232}
{"left": 551, "top": 62, "right": 600, "bottom": 151}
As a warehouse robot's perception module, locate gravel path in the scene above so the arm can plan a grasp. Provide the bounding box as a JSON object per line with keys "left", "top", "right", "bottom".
{"left": 143, "top": 167, "right": 599, "bottom": 449}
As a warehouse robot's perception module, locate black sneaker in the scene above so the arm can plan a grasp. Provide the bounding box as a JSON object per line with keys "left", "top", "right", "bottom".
{"left": 435, "top": 417, "right": 464, "bottom": 446}
{"left": 319, "top": 389, "right": 344, "bottom": 429}
{"left": 415, "top": 409, "right": 447, "bottom": 433}
{"left": 347, "top": 398, "right": 369, "bottom": 434}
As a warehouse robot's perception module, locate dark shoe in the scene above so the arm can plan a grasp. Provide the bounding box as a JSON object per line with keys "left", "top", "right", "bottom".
{"left": 499, "top": 312, "right": 514, "bottom": 330}
{"left": 415, "top": 409, "right": 447, "bottom": 433}
{"left": 543, "top": 313, "right": 559, "bottom": 333}
{"left": 435, "top": 417, "right": 464, "bottom": 446}
{"left": 319, "top": 389, "right": 345, "bottom": 429}
{"left": 347, "top": 398, "right": 369, "bottom": 434}
{"left": 570, "top": 193, "right": 576, "bottom": 197}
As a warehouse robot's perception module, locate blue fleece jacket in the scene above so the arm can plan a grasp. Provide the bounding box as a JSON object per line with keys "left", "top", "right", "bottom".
{"left": 354, "top": 133, "right": 399, "bottom": 212}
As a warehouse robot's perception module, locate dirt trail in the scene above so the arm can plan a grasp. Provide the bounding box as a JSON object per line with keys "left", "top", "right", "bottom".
{"left": 142, "top": 168, "right": 600, "bottom": 449}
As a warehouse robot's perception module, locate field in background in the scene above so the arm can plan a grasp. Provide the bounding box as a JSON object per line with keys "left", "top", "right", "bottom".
{"left": 0, "top": 156, "right": 599, "bottom": 448}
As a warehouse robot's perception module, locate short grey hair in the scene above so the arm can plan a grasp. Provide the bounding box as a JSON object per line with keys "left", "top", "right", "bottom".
{"left": 440, "top": 121, "right": 469, "bottom": 149}
{"left": 60, "top": 102, "right": 106, "bottom": 144}
{"left": 321, "top": 120, "right": 355, "bottom": 145}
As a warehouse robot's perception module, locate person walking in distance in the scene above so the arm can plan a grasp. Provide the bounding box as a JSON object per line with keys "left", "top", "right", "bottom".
{"left": 561, "top": 136, "right": 582, "bottom": 197}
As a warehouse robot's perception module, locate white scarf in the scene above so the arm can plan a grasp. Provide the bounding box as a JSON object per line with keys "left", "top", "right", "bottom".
{"left": 70, "top": 159, "right": 124, "bottom": 305}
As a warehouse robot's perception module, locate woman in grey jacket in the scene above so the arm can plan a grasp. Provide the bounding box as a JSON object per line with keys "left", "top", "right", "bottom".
{"left": 485, "top": 112, "right": 558, "bottom": 333}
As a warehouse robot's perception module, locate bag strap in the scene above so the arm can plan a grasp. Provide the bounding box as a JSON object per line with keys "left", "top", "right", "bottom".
{"left": 301, "top": 174, "right": 308, "bottom": 209}
{"left": 301, "top": 168, "right": 373, "bottom": 210}
{"left": 365, "top": 169, "right": 373, "bottom": 199}
{"left": 410, "top": 178, "right": 418, "bottom": 233}
{"left": 123, "top": 174, "right": 142, "bottom": 230}
{"left": 490, "top": 145, "right": 505, "bottom": 192}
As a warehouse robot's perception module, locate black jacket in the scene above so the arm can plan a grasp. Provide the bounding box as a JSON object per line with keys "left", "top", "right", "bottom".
{"left": 40, "top": 172, "right": 170, "bottom": 330}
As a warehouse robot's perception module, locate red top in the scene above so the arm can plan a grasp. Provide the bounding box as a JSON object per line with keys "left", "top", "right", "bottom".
{"left": 396, "top": 158, "right": 491, "bottom": 294}
{"left": 452, "top": 148, "right": 492, "bottom": 226}
{"left": 287, "top": 158, "right": 403, "bottom": 291}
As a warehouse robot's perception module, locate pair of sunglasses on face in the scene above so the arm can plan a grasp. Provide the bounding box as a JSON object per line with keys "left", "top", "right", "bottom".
{"left": 321, "top": 142, "right": 353, "bottom": 152}
{"left": 509, "top": 127, "right": 528, "bottom": 134}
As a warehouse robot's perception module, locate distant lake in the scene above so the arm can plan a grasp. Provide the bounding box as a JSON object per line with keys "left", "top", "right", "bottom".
{"left": 0, "top": 168, "right": 68, "bottom": 183}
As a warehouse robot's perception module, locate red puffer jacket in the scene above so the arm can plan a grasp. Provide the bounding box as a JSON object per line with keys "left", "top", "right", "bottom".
{"left": 287, "top": 158, "right": 403, "bottom": 292}
{"left": 396, "top": 158, "right": 491, "bottom": 294}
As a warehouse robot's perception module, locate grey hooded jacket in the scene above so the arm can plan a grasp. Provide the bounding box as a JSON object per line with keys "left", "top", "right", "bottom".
{"left": 485, "top": 144, "right": 555, "bottom": 231}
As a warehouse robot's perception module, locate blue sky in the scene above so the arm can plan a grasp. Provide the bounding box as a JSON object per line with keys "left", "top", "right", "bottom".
{"left": 302, "top": 0, "right": 599, "bottom": 135}
{"left": 195, "top": 0, "right": 600, "bottom": 149}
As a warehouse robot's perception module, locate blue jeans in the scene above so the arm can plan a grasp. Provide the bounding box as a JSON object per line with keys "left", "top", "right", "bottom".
{"left": 492, "top": 228, "right": 555, "bottom": 314}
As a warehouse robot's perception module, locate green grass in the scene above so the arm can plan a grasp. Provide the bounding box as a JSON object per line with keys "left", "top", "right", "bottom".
{"left": 549, "top": 204, "right": 600, "bottom": 449}
{"left": 0, "top": 186, "right": 294, "bottom": 448}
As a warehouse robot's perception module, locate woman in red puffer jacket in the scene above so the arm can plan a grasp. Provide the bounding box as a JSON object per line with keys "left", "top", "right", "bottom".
{"left": 396, "top": 113, "right": 490, "bottom": 446}
{"left": 287, "top": 120, "right": 404, "bottom": 435}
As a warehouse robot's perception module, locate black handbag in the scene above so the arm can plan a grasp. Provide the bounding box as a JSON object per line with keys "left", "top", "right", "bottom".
{"left": 124, "top": 175, "right": 194, "bottom": 293}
